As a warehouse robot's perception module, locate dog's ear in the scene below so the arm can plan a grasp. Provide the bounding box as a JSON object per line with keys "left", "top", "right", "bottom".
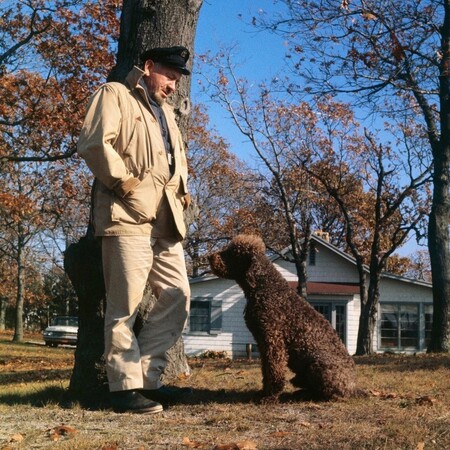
{"left": 247, "top": 265, "right": 258, "bottom": 289}
{"left": 245, "top": 253, "right": 263, "bottom": 289}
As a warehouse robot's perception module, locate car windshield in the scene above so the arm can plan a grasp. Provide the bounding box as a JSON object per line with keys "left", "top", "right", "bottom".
{"left": 52, "top": 317, "right": 78, "bottom": 327}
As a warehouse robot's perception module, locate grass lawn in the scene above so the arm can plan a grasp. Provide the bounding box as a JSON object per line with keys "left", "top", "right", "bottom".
{"left": 0, "top": 330, "right": 449, "bottom": 450}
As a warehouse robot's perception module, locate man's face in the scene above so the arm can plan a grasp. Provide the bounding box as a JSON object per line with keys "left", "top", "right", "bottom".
{"left": 143, "top": 60, "right": 182, "bottom": 105}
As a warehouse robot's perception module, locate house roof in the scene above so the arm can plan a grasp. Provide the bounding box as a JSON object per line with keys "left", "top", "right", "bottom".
{"left": 189, "top": 234, "right": 432, "bottom": 290}
{"left": 279, "top": 234, "right": 432, "bottom": 289}
{"left": 289, "top": 282, "right": 360, "bottom": 296}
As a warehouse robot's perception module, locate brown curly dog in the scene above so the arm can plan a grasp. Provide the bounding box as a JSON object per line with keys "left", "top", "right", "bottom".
{"left": 209, "top": 234, "right": 357, "bottom": 402}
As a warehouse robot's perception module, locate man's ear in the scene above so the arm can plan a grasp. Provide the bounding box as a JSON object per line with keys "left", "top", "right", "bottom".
{"left": 143, "top": 59, "right": 154, "bottom": 76}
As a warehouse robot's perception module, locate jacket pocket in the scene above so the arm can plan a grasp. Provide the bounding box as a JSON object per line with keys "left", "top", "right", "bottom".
{"left": 112, "top": 170, "right": 158, "bottom": 224}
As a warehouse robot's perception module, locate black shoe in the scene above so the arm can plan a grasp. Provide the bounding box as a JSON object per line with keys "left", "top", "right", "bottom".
{"left": 110, "top": 390, "right": 163, "bottom": 414}
{"left": 141, "top": 385, "right": 193, "bottom": 404}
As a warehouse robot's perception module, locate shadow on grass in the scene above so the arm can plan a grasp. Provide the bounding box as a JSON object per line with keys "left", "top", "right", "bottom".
{"left": 0, "top": 385, "right": 74, "bottom": 408}
{"left": 0, "top": 369, "right": 74, "bottom": 385}
{"left": 0, "top": 385, "right": 307, "bottom": 411}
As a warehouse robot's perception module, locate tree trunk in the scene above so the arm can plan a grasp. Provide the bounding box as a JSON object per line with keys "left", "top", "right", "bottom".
{"left": 66, "top": 0, "right": 202, "bottom": 404}
{"left": 356, "top": 275, "right": 381, "bottom": 356}
{"left": 64, "top": 236, "right": 108, "bottom": 405}
{"left": 427, "top": 168, "right": 450, "bottom": 352}
{"left": 0, "top": 297, "right": 6, "bottom": 331}
{"left": 13, "top": 235, "right": 25, "bottom": 342}
{"left": 427, "top": 144, "right": 450, "bottom": 351}
{"left": 355, "top": 295, "right": 370, "bottom": 355}
{"left": 427, "top": 4, "right": 450, "bottom": 352}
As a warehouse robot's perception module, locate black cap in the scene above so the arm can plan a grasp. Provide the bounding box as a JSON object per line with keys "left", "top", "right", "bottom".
{"left": 141, "top": 46, "right": 190, "bottom": 75}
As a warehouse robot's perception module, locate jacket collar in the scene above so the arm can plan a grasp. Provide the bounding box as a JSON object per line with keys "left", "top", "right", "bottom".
{"left": 125, "top": 66, "right": 145, "bottom": 90}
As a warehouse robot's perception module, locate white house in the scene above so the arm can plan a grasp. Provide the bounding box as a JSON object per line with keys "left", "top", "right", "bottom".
{"left": 183, "top": 234, "right": 433, "bottom": 357}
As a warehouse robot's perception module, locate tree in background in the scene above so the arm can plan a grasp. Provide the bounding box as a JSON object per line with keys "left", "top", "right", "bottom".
{"left": 0, "top": 0, "right": 120, "bottom": 340}
{"left": 203, "top": 53, "right": 430, "bottom": 353}
{"left": 202, "top": 55, "right": 371, "bottom": 298}
{"left": 298, "top": 115, "right": 430, "bottom": 354}
{"left": 43, "top": 267, "right": 78, "bottom": 320}
{"left": 185, "top": 105, "right": 259, "bottom": 277}
{"left": 259, "top": 0, "right": 450, "bottom": 352}
{"left": 0, "top": 0, "right": 118, "bottom": 162}
{"left": 203, "top": 57, "right": 323, "bottom": 297}
{"left": 386, "top": 251, "right": 432, "bottom": 282}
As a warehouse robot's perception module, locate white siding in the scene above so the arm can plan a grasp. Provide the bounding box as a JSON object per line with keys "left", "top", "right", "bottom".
{"left": 184, "top": 278, "right": 256, "bottom": 357}
{"left": 275, "top": 244, "right": 360, "bottom": 283}
{"left": 379, "top": 277, "right": 432, "bottom": 304}
{"left": 307, "top": 245, "right": 359, "bottom": 283}
{"left": 346, "top": 296, "right": 360, "bottom": 355}
{"left": 273, "top": 260, "right": 298, "bottom": 281}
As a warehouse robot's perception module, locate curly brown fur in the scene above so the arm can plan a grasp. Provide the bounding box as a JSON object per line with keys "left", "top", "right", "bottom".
{"left": 209, "top": 234, "right": 357, "bottom": 402}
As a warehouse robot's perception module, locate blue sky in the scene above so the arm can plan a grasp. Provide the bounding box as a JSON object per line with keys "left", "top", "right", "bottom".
{"left": 192, "top": 0, "right": 288, "bottom": 163}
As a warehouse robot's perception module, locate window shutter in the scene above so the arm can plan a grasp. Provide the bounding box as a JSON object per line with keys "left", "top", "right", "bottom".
{"left": 209, "top": 300, "right": 222, "bottom": 335}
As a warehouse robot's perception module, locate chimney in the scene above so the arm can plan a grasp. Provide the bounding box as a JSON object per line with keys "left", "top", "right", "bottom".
{"left": 313, "top": 230, "right": 330, "bottom": 242}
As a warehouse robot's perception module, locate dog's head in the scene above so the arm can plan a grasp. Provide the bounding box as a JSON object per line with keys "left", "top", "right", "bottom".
{"left": 208, "top": 234, "right": 266, "bottom": 283}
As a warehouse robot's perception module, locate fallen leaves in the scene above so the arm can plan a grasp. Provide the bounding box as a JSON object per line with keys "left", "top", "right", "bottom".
{"left": 182, "top": 437, "right": 258, "bottom": 450}
{"left": 213, "top": 440, "right": 257, "bottom": 450}
{"left": 415, "top": 395, "right": 437, "bottom": 406}
{"left": 369, "top": 390, "right": 438, "bottom": 406}
{"left": 48, "top": 424, "right": 78, "bottom": 441}
{"left": 8, "top": 433, "right": 24, "bottom": 443}
{"left": 182, "top": 437, "right": 204, "bottom": 448}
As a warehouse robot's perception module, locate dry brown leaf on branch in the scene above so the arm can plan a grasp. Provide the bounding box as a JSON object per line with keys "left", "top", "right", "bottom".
{"left": 48, "top": 425, "right": 78, "bottom": 441}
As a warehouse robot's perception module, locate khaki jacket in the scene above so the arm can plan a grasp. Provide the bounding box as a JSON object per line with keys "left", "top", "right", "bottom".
{"left": 77, "top": 67, "right": 190, "bottom": 239}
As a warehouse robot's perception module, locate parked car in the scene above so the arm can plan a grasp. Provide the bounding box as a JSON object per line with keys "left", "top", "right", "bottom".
{"left": 43, "top": 316, "right": 78, "bottom": 347}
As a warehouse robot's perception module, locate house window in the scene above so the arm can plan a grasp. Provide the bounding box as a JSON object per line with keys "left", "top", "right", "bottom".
{"left": 379, "top": 303, "right": 433, "bottom": 351}
{"left": 311, "top": 302, "right": 346, "bottom": 344}
{"left": 189, "top": 301, "right": 210, "bottom": 332}
{"left": 189, "top": 298, "right": 222, "bottom": 335}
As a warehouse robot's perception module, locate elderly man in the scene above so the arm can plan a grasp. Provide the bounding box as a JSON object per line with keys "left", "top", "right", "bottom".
{"left": 78, "top": 46, "right": 192, "bottom": 414}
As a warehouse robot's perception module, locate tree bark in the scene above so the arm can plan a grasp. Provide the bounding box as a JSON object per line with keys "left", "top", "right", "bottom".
{"left": 64, "top": 236, "right": 108, "bottom": 405}
{"left": 427, "top": 143, "right": 450, "bottom": 352}
{"left": 13, "top": 234, "right": 25, "bottom": 342}
{"left": 428, "top": 7, "right": 450, "bottom": 352}
{"left": 66, "top": 0, "right": 203, "bottom": 403}
{"left": 0, "top": 297, "right": 6, "bottom": 330}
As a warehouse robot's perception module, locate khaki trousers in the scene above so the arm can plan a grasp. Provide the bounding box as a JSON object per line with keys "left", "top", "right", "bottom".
{"left": 102, "top": 235, "right": 190, "bottom": 392}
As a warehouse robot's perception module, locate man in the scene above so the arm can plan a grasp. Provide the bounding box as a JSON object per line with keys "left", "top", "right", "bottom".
{"left": 78, "top": 46, "right": 192, "bottom": 414}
